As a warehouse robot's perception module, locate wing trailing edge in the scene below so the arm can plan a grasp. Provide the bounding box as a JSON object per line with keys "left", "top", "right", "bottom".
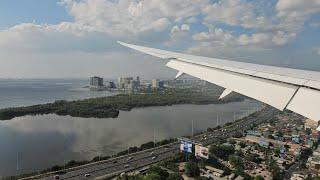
{"left": 118, "top": 41, "right": 320, "bottom": 125}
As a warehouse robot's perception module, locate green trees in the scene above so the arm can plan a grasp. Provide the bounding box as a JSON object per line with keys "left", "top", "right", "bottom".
{"left": 239, "top": 141, "right": 246, "bottom": 148}
{"left": 146, "top": 166, "right": 169, "bottom": 180}
{"left": 245, "top": 153, "right": 262, "bottom": 164}
{"left": 0, "top": 88, "right": 243, "bottom": 120}
{"left": 306, "top": 128, "right": 312, "bottom": 135}
{"left": 209, "top": 144, "right": 235, "bottom": 160}
{"left": 143, "top": 173, "right": 161, "bottom": 180}
{"left": 167, "top": 173, "right": 183, "bottom": 180}
{"left": 184, "top": 162, "right": 200, "bottom": 177}
{"left": 266, "top": 159, "right": 282, "bottom": 180}
{"left": 228, "top": 155, "right": 244, "bottom": 169}
{"left": 254, "top": 175, "right": 264, "bottom": 180}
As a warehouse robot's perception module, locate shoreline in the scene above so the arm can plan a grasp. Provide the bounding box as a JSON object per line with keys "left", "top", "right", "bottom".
{"left": 0, "top": 88, "right": 244, "bottom": 121}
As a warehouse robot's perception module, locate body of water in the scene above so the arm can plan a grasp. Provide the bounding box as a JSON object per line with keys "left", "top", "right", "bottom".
{"left": 0, "top": 79, "right": 262, "bottom": 177}
{"left": 0, "top": 79, "right": 115, "bottom": 109}
{"left": 0, "top": 100, "right": 261, "bottom": 176}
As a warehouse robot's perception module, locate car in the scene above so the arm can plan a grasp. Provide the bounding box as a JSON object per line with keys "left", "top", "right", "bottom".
{"left": 53, "top": 175, "right": 60, "bottom": 179}
{"left": 150, "top": 151, "right": 154, "bottom": 155}
{"left": 124, "top": 164, "right": 129, "bottom": 168}
{"left": 151, "top": 156, "right": 157, "bottom": 160}
{"left": 84, "top": 174, "right": 91, "bottom": 177}
{"left": 113, "top": 160, "right": 118, "bottom": 164}
{"left": 127, "top": 157, "right": 133, "bottom": 161}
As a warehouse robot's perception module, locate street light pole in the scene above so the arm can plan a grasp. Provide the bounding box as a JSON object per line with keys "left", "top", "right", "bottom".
{"left": 16, "top": 152, "right": 19, "bottom": 171}
{"left": 128, "top": 142, "right": 130, "bottom": 155}
{"left": 192, "top": 119, "right": 194, "bottom": 137}
{"left": 153, "top": 128, "right": 156, "bottom": 148}
{"left": 216, "top": 115, "right": 219, "bottom": 126}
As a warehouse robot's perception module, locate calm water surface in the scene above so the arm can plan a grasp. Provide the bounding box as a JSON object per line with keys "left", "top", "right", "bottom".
{"left": 0, "top": 79, "right": 115, "bottom": 109}
{"left": 0, "top": 99, "right": 261, "bottom": 176}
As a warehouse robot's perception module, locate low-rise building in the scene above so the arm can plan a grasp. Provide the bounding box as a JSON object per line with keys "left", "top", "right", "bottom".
{"left": 290, "top": 171, "right": 309, "bottom": 180}
{"left": 204, "top": 166, "right": 224, "bottom": 177}
{"left": 304, "top": 119, "right": 318, "bottom": 130}
{"left": 307, "top": 146, "right": 320, "bottom": 175}
{"left": 245, "top": 135, "right": 286, "bottom": 148}
{"left": 287, "top": 143, "right": 302, "bottom": 156}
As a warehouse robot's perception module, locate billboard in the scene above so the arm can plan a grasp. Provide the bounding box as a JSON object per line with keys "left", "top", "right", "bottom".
{"left": 180, "top": 140, "right": 193, "bottom": 153}
{"left": 195, "top": 144, "right": 209, "bottom": 159}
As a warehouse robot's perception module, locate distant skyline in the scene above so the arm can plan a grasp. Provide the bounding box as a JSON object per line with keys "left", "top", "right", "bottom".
{"left": 0, "top": 0, "right": 320, "bottom": 78}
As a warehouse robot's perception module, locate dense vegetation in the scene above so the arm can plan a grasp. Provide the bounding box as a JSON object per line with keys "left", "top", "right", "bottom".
{"left": 0, "top": 88, "right": 244, "bottom": 120}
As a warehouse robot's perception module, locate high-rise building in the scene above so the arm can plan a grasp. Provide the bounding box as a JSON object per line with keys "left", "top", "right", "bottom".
{"left": 118, "top": 77, "right": 141, "bottom": 90}
{"left": 136, "top": 76, "right": 140, "bottom": 86}
{"left": 151, "top": 79, "right": 164, "bottom": 89}
{"left": 118, "top": 77, "right": 134, "bottom": 89}
{"left": 90, "top": 76, "right": 104, "bottom": 87}
{"left": 106, "top": 81, "right": 116, "bottom": 88}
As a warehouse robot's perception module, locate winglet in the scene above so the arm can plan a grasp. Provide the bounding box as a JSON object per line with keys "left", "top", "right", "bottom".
{"left": 117, "top": 41, "right": 126, "bottom": 46}
{"left": 219, "top": 89, "right": 233, "bottom": 100}
{"left": 175, "top": 71, "right": 185, "bottom": 80}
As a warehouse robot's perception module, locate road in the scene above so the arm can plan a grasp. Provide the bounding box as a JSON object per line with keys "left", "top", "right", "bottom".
{"left": 23, "top": 106, "right": 277, "bottom": 180}
{"left": 284, "top": 162, "right": 299, "bottom": 180}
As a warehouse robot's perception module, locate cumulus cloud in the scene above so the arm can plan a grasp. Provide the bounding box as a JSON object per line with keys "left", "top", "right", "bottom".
{"left": 0, "top": 0, "right": 319, "bottom": 57}
{"left": 190, "top": 0, "right": 320, "bottom": 52}
{"left": 192, "top": 24, "right": 234, "bottom": 47}
{"left": 0, "top": 23, "right": 117, "bottom": 53}
{"left": 202, "top": 0, "right": 272, "bottom": 29}
{"left": 0, "top": 0, "right": 320, "bottom": 53}
{"left": 170, "top": 24, "right": 190, "bottom": 38}
{"left": 0, "top": 0, "right": 210, "bottom": 53}
{"left": 60, "top": 0, "right": 208, "bottom": 36}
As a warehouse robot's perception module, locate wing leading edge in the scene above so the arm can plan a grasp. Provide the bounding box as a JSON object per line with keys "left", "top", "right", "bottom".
{"left": 118, "top": 41, "right": 320, "bottom": 129}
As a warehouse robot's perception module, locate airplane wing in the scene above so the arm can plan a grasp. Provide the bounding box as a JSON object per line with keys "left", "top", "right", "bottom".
{"left": 118, "top": 41, "right": 320, "bottom": 128}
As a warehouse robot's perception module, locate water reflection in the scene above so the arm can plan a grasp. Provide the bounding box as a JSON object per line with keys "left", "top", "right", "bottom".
{"left": 0, "top": 99, "right": 261, "bottom": 176}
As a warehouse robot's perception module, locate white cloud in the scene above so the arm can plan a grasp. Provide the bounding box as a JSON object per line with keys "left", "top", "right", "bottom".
{"left": 310, "top": 22, "right": 320, "bottom": 28}
{"left": 192, "top": 24, "right": 234, "bottom": 47}
{"left": 170, "top": 24, "right": 190, "bottom": 36}
{"left": 0, "top": 0, "right": 318, "bottom": 75}
{"left": 0, "top": 0, "right": 319, "bottom": 54}
{"left": 191, "top": 0, "right": 320, "bottom": 52}
{"left": 315, "top": 47, "right": 320, "bottom": 55}
{"left": 0, "top": 23, "right": 114, "bottom": 53}
{"left": 0, "top": 0, "right": 211, "bottom": 53}
{"left": 60, "top": 0, "right": 208, "bottom": 36}
{"left": 276, "top": 0, "right": 320, "bottom": 33}
{"left": 202, "top": 0, "right": 271, "bottom": 29}
{"left": 192, "top": 23, "right": 293, "bottom": 48}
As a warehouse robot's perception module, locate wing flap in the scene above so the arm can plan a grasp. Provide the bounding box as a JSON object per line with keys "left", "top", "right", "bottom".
{"left": 167, "top": 60, "right": 298, "bottom": 110}
{"left": 287, "top": 87, "right": 320, "bottom": 122}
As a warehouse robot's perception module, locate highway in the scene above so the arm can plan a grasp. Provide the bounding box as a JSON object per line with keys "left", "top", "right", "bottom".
{"left": 23, "top": 106, "right": 277, "bottom": 180}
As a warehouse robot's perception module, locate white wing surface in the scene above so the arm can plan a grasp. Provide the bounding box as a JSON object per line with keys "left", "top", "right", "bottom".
{"left": 118, "top": 41, "right": 320, "bottom": 127}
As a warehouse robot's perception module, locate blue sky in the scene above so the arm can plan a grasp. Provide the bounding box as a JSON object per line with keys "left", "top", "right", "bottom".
{"left": 0, "top": 0, "right": 319, "bottom": 78}
{"left": 0, "top": 0, "right": 71, "bottom": 29}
